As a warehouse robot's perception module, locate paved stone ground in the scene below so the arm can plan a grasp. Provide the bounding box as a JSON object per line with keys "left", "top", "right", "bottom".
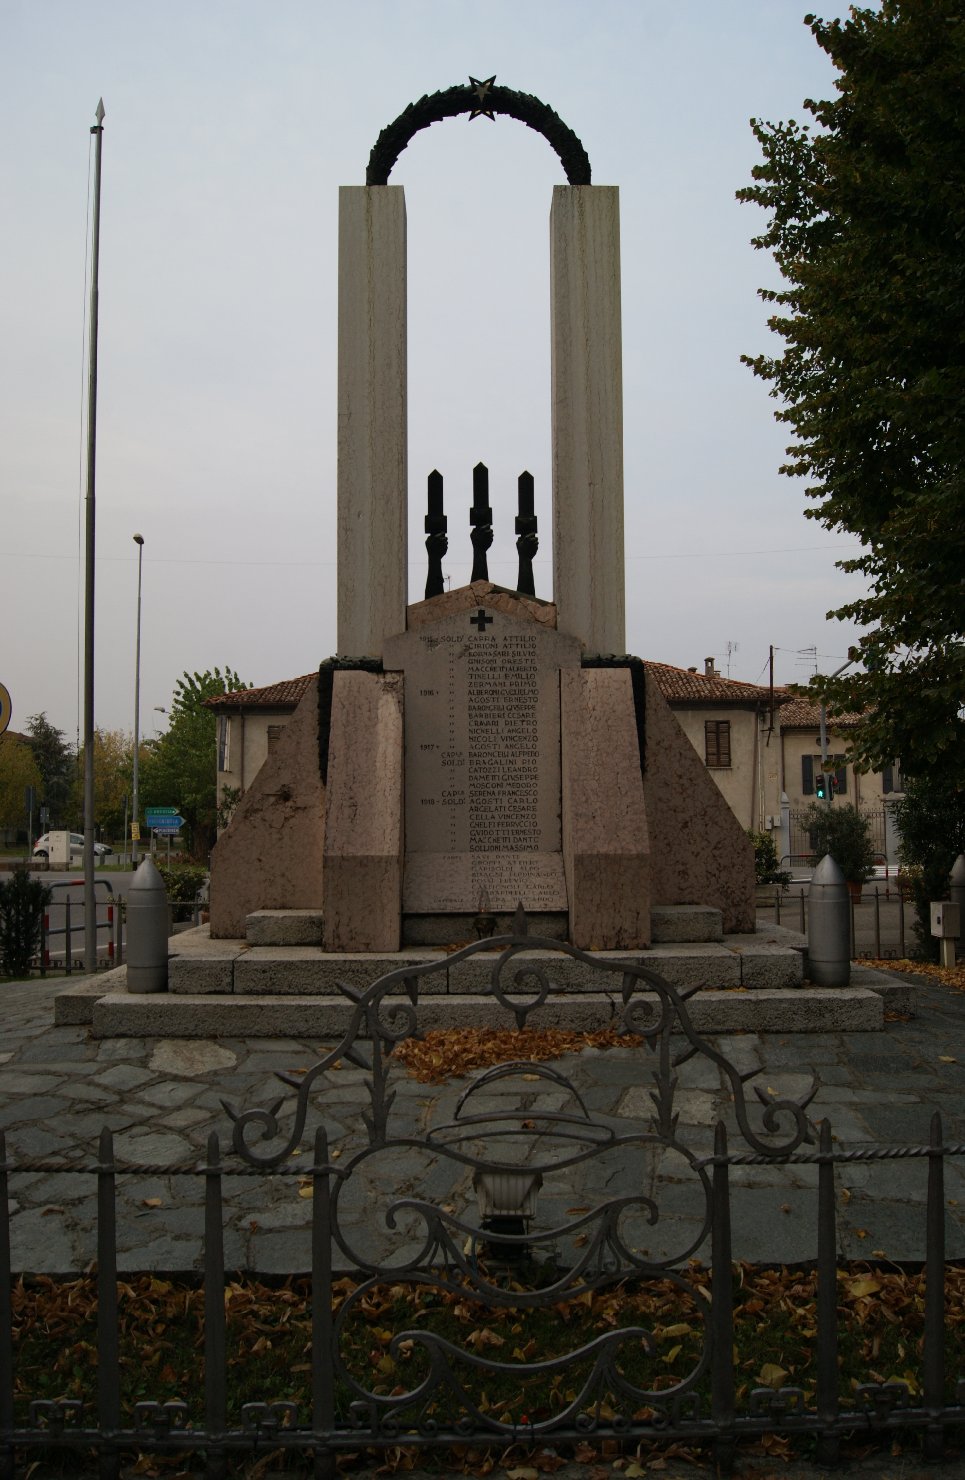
{"left": 1, "top": 970, "right": 964, "bottom": 1274}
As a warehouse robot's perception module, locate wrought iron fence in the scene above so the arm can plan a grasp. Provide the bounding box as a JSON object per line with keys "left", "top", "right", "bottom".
{"left": 758, "top": 883, "right": 910, "bottom": 958}
{"left": 1, "top": 913, "right": 963, "bottom": 1473}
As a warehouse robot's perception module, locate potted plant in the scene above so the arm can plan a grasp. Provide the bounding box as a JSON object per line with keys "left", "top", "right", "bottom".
{"left": 803, "top": 803, "right": 876, "bottom": 898}
{"left": 747, "top": 829, "right": 792, "bottom": 901}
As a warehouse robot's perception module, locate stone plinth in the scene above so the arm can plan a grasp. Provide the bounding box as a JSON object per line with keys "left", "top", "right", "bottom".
{"left": 560, "top": 667, "right": 650, "bottom": 949}
{"left": 321, "top": 669, "right": 404, "bottom": 952}
{"left": 208, "top": 678, "right": 325, "bottom": 939}
{"left": 337, "top": 185, "right": 407, "bottom": 656}
{"left": 550, "top": 186, "right": 625, "bottom": 656}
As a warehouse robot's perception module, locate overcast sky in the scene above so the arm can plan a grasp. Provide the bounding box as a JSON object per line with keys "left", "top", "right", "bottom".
{"left": 2, "top": 0, "right": 869, "bottom": 745}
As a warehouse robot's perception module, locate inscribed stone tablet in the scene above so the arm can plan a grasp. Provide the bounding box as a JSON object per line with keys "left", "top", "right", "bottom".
{"left": 383, "top": 605, "right": 581, "bottom": 913}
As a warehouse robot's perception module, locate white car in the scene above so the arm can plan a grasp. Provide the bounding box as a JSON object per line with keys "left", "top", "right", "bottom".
{"left": 33, "top": 832, "right": 112, "bottom": 861}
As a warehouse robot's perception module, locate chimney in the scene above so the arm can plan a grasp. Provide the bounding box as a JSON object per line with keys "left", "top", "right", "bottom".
{"left": 704, "top": 657, "right": 717, "bottom": 678}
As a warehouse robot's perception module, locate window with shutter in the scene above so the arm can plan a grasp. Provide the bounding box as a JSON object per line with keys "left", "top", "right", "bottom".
{"left": 218, "top": 717, "right": 231, "bottom": 771}
{"left": 704, "top": 721, "right": 731, "bottom": 768}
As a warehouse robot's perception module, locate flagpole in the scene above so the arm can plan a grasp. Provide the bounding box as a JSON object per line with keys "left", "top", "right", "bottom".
{"left": 83, "top": 99, "right": 105, "bottom": 973}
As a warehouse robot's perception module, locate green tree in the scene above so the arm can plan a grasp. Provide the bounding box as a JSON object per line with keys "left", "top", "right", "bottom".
{"left": 739, "top": 2, "right": 965, "bottom": 782}
{"left": 71, "top": 729, "right": 139, "bottom": 841}
{"left": 894, "top": 774, "right": 965, "bottom": 958}
{"left": 0, "top": 734, "right": 42, "bottom": 839}
{"left": 26, "top": 713, "right": 75, "bottom": 826}
{"left": 140, "top": 669, "right": 249, "bottom": 859}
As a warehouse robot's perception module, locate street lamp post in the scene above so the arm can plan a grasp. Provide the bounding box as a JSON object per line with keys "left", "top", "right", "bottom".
{"left": 132, "top": 534, "right": 144, "bottom": 865}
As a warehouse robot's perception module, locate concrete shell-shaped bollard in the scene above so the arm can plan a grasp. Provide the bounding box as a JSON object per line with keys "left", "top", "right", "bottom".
{"left": 807, "top": 853, "right": 850, "bottom": 988}
{"left": 126, "top": 857, "right": 170, "bottom": 993}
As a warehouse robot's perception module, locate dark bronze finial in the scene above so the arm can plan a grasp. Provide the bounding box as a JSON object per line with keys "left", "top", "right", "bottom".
{"left": 469, "top": 462, "right": 492, "bottom": 583}
{"left": 515, "top": 470, "right": 538, "bottom": 597}
{"left": 424, "top": 470, "right": 447, "bottom": 599}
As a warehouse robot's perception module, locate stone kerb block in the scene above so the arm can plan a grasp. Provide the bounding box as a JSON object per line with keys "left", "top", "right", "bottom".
{"left": 651, "top": 905, "right": 723, "bottom": 944}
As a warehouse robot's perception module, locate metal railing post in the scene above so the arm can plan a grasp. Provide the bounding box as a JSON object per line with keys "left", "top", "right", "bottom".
{"left": 0, "top": 1133, "right": 13, "bottom": 1480}
{"left": 815, "top": 1120, "right": 839, "bottom": 1465}
{"left": 204, "top": 1132, "right": 227, "bottom": 1478}
{"left": 312, "top": 1126, "right": 336, "bottom": 1479}
{"left": 924, "top": 1111, "right": 946, "bottom": 1462}
{"left": 710, "top": 1122, "right": 734, "bottom": 1470}
{"left": 65, "top": 894, "right": 73, "bottom": 975}
{"left": 96, "top": 1127, "right": 120, "bottom": 1480}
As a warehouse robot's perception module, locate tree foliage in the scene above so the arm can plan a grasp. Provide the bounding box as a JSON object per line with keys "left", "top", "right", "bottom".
{"left": 895, "top": 773, "right": 965, "bottom": 957}
{"left": 739, "top": 2, "right": 965, "bottom": 782}
{"left": 71, "top": 729, "right": 139, "bottom": 839}
{"left": 25, "top": 713, "right": 75, "bottom": 826}
{"left": 0, "top": 735, "right": 42, "bottom": 836}
{"left": 140, "top": 669, "right": 249, "bottom": 858}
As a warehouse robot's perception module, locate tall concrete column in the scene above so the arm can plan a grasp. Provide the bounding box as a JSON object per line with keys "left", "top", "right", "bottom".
{"left": 550, "top": 185, "right": 626, "bottom": 655}
{"left": 337, "top": 186, "right": 408, "bottom": 656}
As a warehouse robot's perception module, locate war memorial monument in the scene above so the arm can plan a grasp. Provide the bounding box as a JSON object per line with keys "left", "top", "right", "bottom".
{"left": 65, "top": 80, "right": 894, "bottom": 1035}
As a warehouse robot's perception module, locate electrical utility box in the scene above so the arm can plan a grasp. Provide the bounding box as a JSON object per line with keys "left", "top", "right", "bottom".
{"left": 48, "top": 831, "right": 72, "bottom": 867}
{"left": 931, "top": 901, "right": 961, "bottom": 939}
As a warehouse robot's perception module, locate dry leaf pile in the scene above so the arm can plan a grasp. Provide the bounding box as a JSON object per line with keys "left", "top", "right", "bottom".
{"left": 861, "top": 957, "right": 965, "bottom": 990}
{"left": 393, "top": 1028, "right": 626, "bottom": 1084}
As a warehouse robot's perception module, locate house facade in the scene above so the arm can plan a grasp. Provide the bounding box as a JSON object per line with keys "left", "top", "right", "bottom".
{"left": 207, "top": 675, "right": 314, "bottom": 823}
{"left": 646, "top": 659, "right": 787, "bottom": 833}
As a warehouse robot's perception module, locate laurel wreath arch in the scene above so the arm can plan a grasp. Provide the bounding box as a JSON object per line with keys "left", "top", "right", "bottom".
{"left": 366, "top": 78, "right": 592, "bottom": 186}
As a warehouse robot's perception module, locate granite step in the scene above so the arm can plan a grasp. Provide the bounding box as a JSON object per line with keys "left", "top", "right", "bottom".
{"left": 246, "top": 910, "right": 323, "bottom": 946}
{"left": 650, "top": 905, "right": 723, "bottom": 943}
{"left": 243, "top": 904, "right": 725, "bottom": 949}
{"left": 88, "top": 985, "right": 884, "bottom": 1039}
{"left": 168, "top": 937, "right": 805, "bottom": 996}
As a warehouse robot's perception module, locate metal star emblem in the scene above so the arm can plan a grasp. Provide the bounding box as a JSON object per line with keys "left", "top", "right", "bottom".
{"left": 468, "top": 75, "right": 496, "bottom": 120}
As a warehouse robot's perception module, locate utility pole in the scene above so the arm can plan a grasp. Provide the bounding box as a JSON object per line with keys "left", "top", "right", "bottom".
{"left": 132, "top": 534, "right": 144, "bottom": 865}
{"left": 83, "top": 99, "right": 105, "bottom": 973}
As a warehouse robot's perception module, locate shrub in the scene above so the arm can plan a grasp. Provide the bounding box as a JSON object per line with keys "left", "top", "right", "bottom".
{"left": 155, "top": 863, "right": 208, "bottom": 923}
{"left": 0, "top": 868, "right": 51, "bottom": 977}
{"left": 746, "top": 829, "right": 791, "bottom": 890}
{"left": 802, "top": 803, "right": 876, "bottom": 886}
{"left": 894, "top": 774, "right": 965, "bottom": 960}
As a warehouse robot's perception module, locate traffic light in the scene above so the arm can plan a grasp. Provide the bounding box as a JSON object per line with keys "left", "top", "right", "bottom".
{"left": 815, "top": 773, "right": 827, "bottom": 799}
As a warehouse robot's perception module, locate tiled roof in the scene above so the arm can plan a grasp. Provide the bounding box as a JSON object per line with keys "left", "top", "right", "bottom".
{"left": 777, "top": 698, "right": 863, "bottom": 730}
{"left": 206, "top": 663, "right": 796, "bottom": 712}
{"left": 645, "top": 661, "right": 790, "bottom": 707}
{"left": 206, "top": 674, "right": 315, "bottom": 710}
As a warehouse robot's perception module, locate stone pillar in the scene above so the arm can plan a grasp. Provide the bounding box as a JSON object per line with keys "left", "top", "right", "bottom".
{"left": 322, "top": 669, "right": 404, "bottom": 952}
{"left": 550, "top": 185, "right": 625, "bottom": 656}
{"left": 560, "top": 667, "right": 649, "bottom": 949}
{"left": 337, "top": 186, "right": 408, "bottom": 656}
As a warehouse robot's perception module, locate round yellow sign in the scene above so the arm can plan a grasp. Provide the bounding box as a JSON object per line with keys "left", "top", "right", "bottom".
{"left": 0, "top": 683, "right": 11, "bottom": 737}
